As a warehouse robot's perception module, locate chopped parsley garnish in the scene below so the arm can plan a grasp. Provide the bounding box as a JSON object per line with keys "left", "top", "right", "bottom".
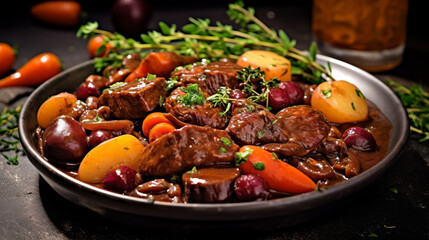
{"left": 252, "top": 162, "right": 265, "bottom": 170}
{"left": 219, "top": 147, "right": 227, "bottom": 153}
{"left": 177, "top": 84, "right": 206, "bottom": 107}
{"left": 271, "top": 152, "right": 278, "bottom": 159}
{"left": 102, "top": 81, "right": 126, "bottom": 93}
{"left": 235, "top": 149, "right": 253, "bottom": 166}
{"left": 166, "top": 76, "right": 178, "bottom": 91}
{"left": 356, "top": 89, "right": 365, "bottom": 99}
{"left": 94, "top": 114, "right": 103, "bottom": 122}
{"left": 256, "top": 129, "right": 265, "bottom": 139}
{"left": 321, "top": 89, "right": 332, "bottom": 98}
{"left": 146, "top": 73, "right": 157, "bottom": 80}
{"left": 221, "top": 137, "right": 231, "bottom": 146}
{"left": 351, "top": 102, "right": 356, "bottom": 110}
{"left": 186, "top": 166, "right": 198, "bottom": 174}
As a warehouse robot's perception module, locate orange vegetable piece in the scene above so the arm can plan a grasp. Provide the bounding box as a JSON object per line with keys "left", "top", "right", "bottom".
{"left": 124, "top": 51, "right": 195, "bottom": 82}
{"left": 0, "top": 43, "right": 15, "bottom": 75}
{"left": 237, "top": 50, "right": 292, "bottom": 82}
{"left": 0, "top": 52, "right": 62, "bottom": 89}
{"left": 87, "top": 35, "right": 114, "bottom": 58}
{"left": 30, "top": 1, "right": 82, "bottom": 27}
{"left": 142, "top": 112, "right": 173, "bottom": 137}
{"left": 148, "top": 122, "right": 176, "bottom": 143}
{"left": 236, "top": 145, "right": 316, "bottom": 194}
{"left": 78, "top": 134, "right": 145, "bottom": 184}
{"left": 37, "top": 92, "right": 77, "bottom": 128}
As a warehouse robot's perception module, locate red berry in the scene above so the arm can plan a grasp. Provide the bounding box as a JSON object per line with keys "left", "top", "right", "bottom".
{"left": 102, "top": 165, "right": 138, "bottom": 193}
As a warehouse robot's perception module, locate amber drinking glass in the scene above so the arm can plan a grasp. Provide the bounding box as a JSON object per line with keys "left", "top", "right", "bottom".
{"left": 312, "top": 0, "right": 409, "bottom": 72}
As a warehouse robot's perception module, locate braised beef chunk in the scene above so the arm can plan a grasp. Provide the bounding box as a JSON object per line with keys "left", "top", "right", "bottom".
{"left": 99, "top": 77, "right": 167, "bottom": 119}
{"left": 171, "top": 61, "right": 242, "bottom": 95}
{"left": 317, "top": 137, "right": 360, "bottom": 178}
{"left": 139, "top": 125, "right": 239, "bottom": 177}
{"left": 182, "top": 168, "right": 240, "bottom": 203}
{"left": 164, "top": 87, "right": 228, "bottom": 129}
{"left": 103, "top": 53, "right": 142, "bottom": 85}
{"left": 226, "top": 100, "right": 289, "bottom": 145}
{"left": 262, "top": 105, "right": 331, "bottom": 156}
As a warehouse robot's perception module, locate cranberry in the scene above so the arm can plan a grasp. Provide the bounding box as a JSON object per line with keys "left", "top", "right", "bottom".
{"left": 234, "top": 174, "right": 270, "bottom": 202}
{"left": 229, "top": 89, "right": 248, "bottom": 99}
{"left": 269, "top": 87, "right": 290, "bottom": 111}
{"left": 88, "top": 130, "right": 115, "bottom": 148}
{"left": 75, "top": 82, "right": 101, "bottom": 100}
{"left": 102, "top": 165, "right": 138, "bottom": 193}
{"left": 342, "top": 127, "right": 377, "bottom": 151}
{"left": 278, "top": 81, "right": 304, "bottom": 105}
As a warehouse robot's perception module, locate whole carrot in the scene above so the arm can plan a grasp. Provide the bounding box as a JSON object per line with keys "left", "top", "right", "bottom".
{"left": 0, "top": 53, "right": 62, "bottom": 88}
{"left": 124, "top": 51, "right": 196, "bottom": 82}
{"left": 235, "top": 145, "right": 316, "bottom": 194}
{"left": 30, "top": 1, "right": 82, "bottom": 27}
{"left": 0, "top": 43, "right": 16, "bottom": 75}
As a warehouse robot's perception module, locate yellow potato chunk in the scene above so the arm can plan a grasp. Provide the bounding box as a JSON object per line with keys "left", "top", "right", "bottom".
{"left": 311, "top": 80, "right": 368, "bottom": 123}
{"left": 37, "top": 92, "right": 77, "bottom": 128}
{"left": 78, "top": 135, "right": 144, "bottom": 184}
{"left": 237, "top": 50, "right": 292, "bottom": 82}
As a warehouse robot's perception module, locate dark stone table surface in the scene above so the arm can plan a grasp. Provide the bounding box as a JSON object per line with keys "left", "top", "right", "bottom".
{"left": 1, "top": 1, "right": 428, "bottom": 239}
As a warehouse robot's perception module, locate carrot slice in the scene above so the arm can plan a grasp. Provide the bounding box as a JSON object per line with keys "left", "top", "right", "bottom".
{"left": 142, "top": 112, "right": 173, "bottom": 137}
{"left": 148, "top": 122, "right": 176, "bottom": 143}
{"left": 236, "top": 145, "right": 316, "bottom": 194}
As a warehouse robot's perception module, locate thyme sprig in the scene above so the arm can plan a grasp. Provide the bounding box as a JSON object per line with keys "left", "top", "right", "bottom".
{"left": 0, "top": 105, "right": 22, "bottom": 165}
{"left": 385, "top": 79, "right": 429, "bottom": 142}
{"left": 76, "top": 1, "right": 333, "bottom": 84}
{"left": 206, "top": 87, "right": 235, "bottom": 116}
{"left": 207, "top": 67, "right": 279, "bottom": 115}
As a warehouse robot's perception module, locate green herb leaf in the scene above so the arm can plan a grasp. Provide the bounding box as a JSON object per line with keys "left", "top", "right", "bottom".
{"left": 221, "top": 137, "right": 231, "bottom": 146}
{"left": 186, "top": 166, "right": 198, "bottom": 174}
{"left": 271, "top": 152, "right": 278, "bottom": 159}
{"left": 235, "top": 149, "right": 253, "bottom": 166}
{"left": 252, "top": 162, "right": 265, "bottom": 170}
{"left": 356, "top": 89, "right": 365, "bottom": 99}
{"left": 219, "top": 147, "right": 227, "bottom": 153}
{"left": 103, "top": 81, "right": 126, "bottom": 93}
{"left": 321, "top": 89, "right": 332, "bottom": 98}
{"left": 177, "top": 84, "right": 206, "bottom": 107}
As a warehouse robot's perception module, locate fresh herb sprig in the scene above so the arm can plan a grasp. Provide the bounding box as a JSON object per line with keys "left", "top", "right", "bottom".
{"left": 385, "top": 79, "right": 429, "bottom": 142}
{"left": 0, "top": 105, "right": 22, "bottom": 165}
{"left": 76, "top": 1, "right": 334, "bottom": 84}
{"left": 206, "top": 87, "right": 235, "bottom": 116}
{"left": 207, "top": 66, "right": 279, "bottom": 115}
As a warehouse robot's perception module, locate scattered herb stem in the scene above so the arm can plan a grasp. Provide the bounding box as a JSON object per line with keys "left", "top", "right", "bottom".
{"left": 0, "top": 105, "right": 22, "bottom": 165}
{"left": 385, "top": 79, "right": 429, "bottom": 142}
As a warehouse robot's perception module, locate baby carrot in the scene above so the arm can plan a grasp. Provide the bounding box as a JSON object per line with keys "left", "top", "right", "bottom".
{"left": 0, "top": 53, "right": 62, "bottom": 88}
{"left": 236, "top": 145, "right": 316, "bottom": 194}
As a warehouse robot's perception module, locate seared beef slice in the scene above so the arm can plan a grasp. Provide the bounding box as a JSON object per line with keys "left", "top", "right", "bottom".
{"left": 99, "top": 77, "right": 167, "bottom": 119}
{"left": 139, "top": 125, "right": 239, "bottom": 177}
{"left": 172, "top": 61, "right": 242, "bottom": 95}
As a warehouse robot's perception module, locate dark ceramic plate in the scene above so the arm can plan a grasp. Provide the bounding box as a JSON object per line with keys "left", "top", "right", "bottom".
{"left": 18, "top": 55, "right": 408, "bottom": 229}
